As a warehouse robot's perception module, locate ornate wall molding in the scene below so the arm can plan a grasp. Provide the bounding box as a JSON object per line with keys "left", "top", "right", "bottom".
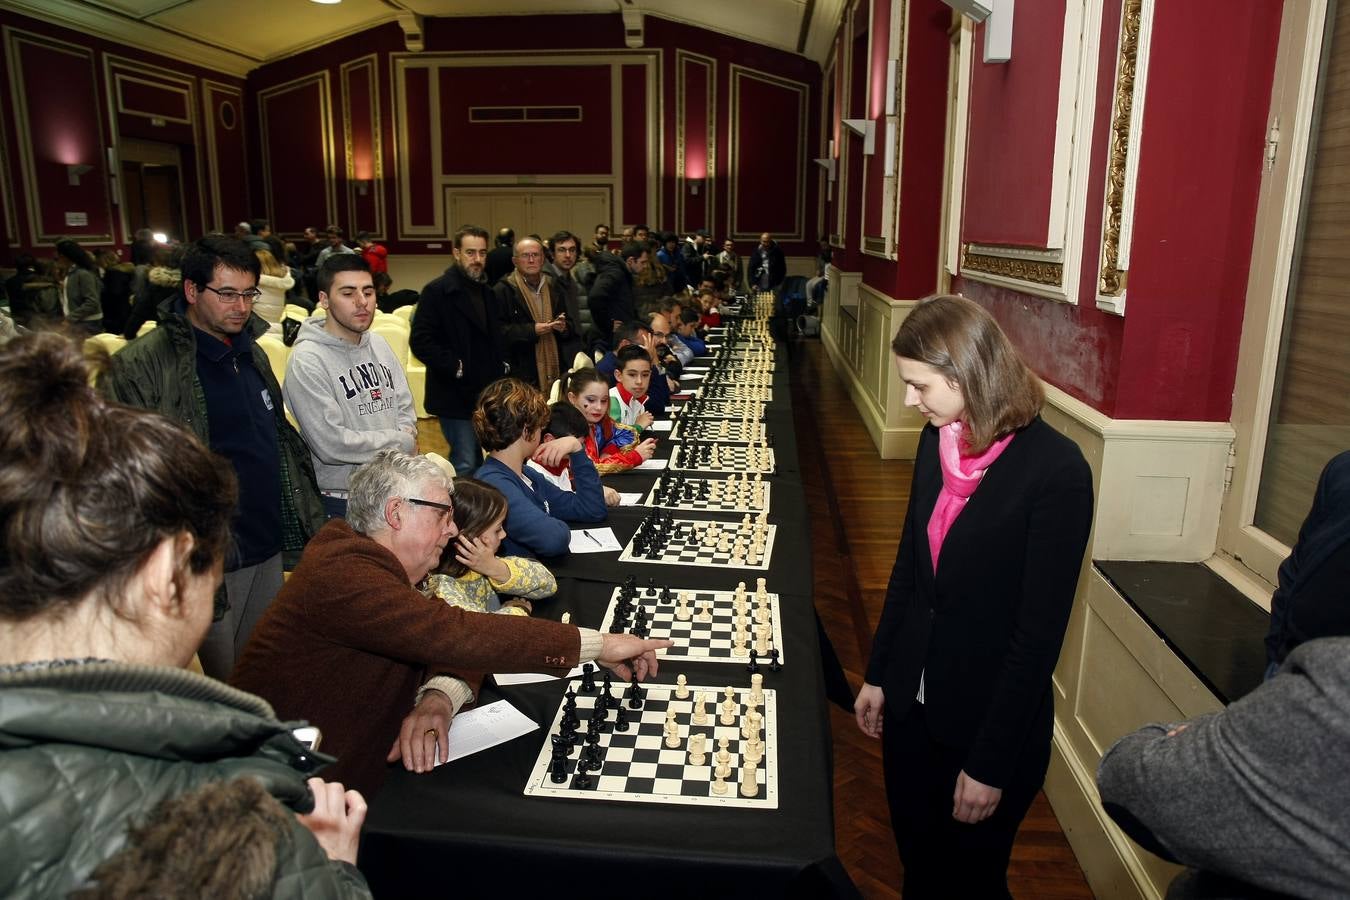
{"left": 1096, "top": 0, "right": 1154, "bottom": 315}
{"left": 675, "top": 49, "right": 716, "bottom": 236}
{"left": 961, "top": 242, "right": 1065, "bottom": 287}
{"left": 258, "top": 71, "right": 337, "bottom": 233}
{"left": 341, "top": 54, "right": 386, "bottom": 241}
{"left": 728, "top": 64, "right": 809, "bottom": 241}
{"left": 202, "top": 79, "right": 245, "bottom": 233}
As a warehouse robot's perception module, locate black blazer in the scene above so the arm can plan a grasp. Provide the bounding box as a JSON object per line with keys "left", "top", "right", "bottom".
{"left": 866, "top": 416, "right": 1094, "bottom": 788}
{"left": 409, "top": 266, "right": 507, "bottom": 419}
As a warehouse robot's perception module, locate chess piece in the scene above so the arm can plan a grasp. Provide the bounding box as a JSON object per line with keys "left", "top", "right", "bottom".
{"left": 746, "top": 650, "right": 759, "bottom": 674}
{"left": 580, "top": 663, "right": 596, "bottom": 693}
{"left": 675, "top": 593, "right": 692, "bottom": 621}
{"left": 614, "top": 701, "right": 631, "bottom": 732}
{"left": 697, "top": 600, "right": 713, "bottom": 622}
{"left": 675, "top": 673, "right": 690, "bottom": 699}
{"left": 739, "top": 760, "right": 759, "bottom": 798}
{"left": 769, "top": 649, "right": 782, "bottom": 672}
{"left": 692, "top": 691, "right": 709, "bottom": 725}
{"left": 720, "top": 694, "right": 737, "bottom": 726}
{"left": 755, "top": 622, "right": 771, "bottom": 656}
{"left": 664, "top": 712, "right": 681, "bottom": 749}
{"left": 712, "top": 770, "right": 729, "bottom": 795}
{"left": 688, "top": 733, "right": 707, "bottom": 766}
{"left": 561, "top": 611, "right": 571, "bottom": 624}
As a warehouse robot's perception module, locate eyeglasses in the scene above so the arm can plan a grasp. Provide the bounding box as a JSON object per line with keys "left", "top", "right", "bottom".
{"left": 202, "top": 285, "right": 262, "bottom": 304}
{"left": 407, "top": 497, "right": 454, "bottom": 516}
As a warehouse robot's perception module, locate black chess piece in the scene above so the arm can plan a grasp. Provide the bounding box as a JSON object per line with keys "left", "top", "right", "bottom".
{"left": 602, "top": 670, "right": 613, "bottom": 694}
{"left": 769, "top": 649, "right": 782, "bottom": 672}
{"left": 626, "top": 675, "right": 645, "bottom": 710}
{"left": 580, "top": 663, "right": 596, "bottom": 693}
{"left": 572, "top": 769, "right": 593, "bottom": 789}
{"left": 661, "top": 585, "right": 672, "bottom": 604}
{"left": 614, "top": 703, "right": 631, "bottom": 732}
{"left": 746, "top": 651, "right": 759, "bottom": 674}
{"left": 549, "top": 752, "right": 569, "bottom": 784}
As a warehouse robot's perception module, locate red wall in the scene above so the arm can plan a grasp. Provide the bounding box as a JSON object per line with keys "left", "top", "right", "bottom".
{"left": 0, "top": 10, "right": 247, "bottom": 260}
{"left": 245, "top": 14, "right": 821, "bottom": 257}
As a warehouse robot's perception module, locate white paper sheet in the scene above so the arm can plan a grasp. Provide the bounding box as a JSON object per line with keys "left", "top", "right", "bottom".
{"left": 493, "top": 665, "right": 584, "bottom": 687}
{"left": 618, "top": 492, "right": 645, "bottom": 506}
{"left": 649, "top": 419, "right": 674, "bottom": 431}
{"left": 434, "top": 700, "right": 538, "bottom": 766}
{"left": 635, "top": 457, "right": 669, "bottom": 471}
{"left": 569, "top": 527, "right": 623, "bottom": 552}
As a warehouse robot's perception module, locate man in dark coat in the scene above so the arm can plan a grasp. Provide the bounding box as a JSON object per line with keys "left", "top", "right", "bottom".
{"left": 748, "top": 232, "right": 787, "bottom": 291}
{"left": 484, "top": 227, "right": 515, "bottom": 285}
{"left": 409, "top": 225, "right": 508, "bottom": 477}
{"left": 586, "top": 241, "right": 648, "bottom": 350}
{"left": 493, "top": 236, "right": 576, "bottom": 393}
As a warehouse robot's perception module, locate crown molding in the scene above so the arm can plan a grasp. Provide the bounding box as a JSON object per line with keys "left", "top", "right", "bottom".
{"left": 0, "top": 0, "right": 256, "bottom": 78}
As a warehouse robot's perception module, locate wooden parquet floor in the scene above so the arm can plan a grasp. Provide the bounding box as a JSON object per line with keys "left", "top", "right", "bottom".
{"left": 786, "top": 339, "right": 1096, "bottom": 900}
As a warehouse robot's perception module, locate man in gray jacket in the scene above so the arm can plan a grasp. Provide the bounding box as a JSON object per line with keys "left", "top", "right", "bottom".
{"left": 283, "top": 254, "right": 417, "bottom": 519}
{"left": 1097, "top": 636, "right": 1350, "bottom": 897}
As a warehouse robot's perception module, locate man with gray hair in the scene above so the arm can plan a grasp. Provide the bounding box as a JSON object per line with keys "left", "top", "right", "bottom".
{"left": 232, "top": 449, "right": 670, "bottom": 798}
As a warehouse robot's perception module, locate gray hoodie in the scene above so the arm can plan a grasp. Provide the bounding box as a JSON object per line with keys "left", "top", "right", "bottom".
{"left": 283, "top": 317, "right": 417, "bottom": 493}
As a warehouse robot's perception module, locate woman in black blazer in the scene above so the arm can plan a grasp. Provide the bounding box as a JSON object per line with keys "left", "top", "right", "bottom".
{"left": 854, "top": 295, "right": 1094, "bottom": 898}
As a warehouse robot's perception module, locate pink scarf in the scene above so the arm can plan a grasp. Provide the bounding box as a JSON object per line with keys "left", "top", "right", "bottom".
{"left": 927, "top": 421, "right": 1014, "bottom": 572}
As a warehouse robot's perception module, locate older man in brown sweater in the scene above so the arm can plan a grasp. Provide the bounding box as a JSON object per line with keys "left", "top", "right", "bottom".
{"left": 231, "top": 450, "right": 668, "bottom": 797}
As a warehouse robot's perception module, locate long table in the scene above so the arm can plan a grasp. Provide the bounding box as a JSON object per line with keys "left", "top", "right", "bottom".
{"left": 359, "top": 323, "right": 857, "bottom": 898}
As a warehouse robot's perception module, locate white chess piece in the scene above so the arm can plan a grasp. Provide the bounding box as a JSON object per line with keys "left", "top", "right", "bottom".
{"left": 675, "top": 673, "right": 690, "bottom": 699}
{"left": 750, "top": 673, "right": 764, "bottom": 705}
{"left": 676, "top": 593, "right": 692, "bottom": 621}
{"left": 739, "top": 760, "right": 759, "bottom": 798}
{"left": 688, "top": 733, "right": 707, "bottom": 766}
{"left": 692, "top": 691, "right": 709, "bottom": 725}
{"left": 712, "top": 770, "right": 729, "bottom": 795}
{"left": 756, "top": 622, "right": 771, "bottom": 656}
{"left": 697, "top": 599, "right": 713, "bottom": 622}
{"left": 664, "top": 709, "right": 681, "bottom": 748}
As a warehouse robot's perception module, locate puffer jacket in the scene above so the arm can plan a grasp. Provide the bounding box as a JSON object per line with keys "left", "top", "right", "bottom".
{"left": 103, "top": 295, "right": 326, "bottom": 568}
{"left": 257, "top": 269, "right": 295, "bottom": 324}
{"left": 0, "top": 660, "right": 371, "bottom": 899}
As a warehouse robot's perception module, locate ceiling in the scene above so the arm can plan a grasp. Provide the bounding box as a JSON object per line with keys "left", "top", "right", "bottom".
{"left": 12, "top": 0, "right": 846, "bottom": 78}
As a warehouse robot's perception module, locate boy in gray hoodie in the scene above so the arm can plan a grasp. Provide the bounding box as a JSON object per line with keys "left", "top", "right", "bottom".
{"left": 283, "top": 255, "right": 417, "bottom": 518}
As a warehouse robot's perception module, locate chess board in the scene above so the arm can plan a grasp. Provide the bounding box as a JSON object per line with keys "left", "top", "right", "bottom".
{"left": 672, "top": 398, "right": 766, "bottom": 420}
{"left": 670, "top": 442, "right": 776, "bottom": 475}
{"left": 619, "top": 517, "right": 778, "bottom": 570}
{"left": 694, "top": 384, "right": 775, "bottom": 402}
{"left": 597, "top": 584, "right": 786, "bottom": 665}
{"left": 523, "top": 679, "right": 779, "bottom": 809}
{"left": 669, "top": 418, "right": 767, "bottom": 443}
{"left": 643, "top": 474, "right": 770, "bottom": 514}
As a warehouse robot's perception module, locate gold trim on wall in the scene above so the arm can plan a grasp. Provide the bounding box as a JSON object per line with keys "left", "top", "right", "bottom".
{"left": 675, "top": 49, "right": 716, "bottom": 237}
{"left": 341, "top": 55, "right": 386, "bottom": 241}
{"left": 258, "top": 71, "right": 337, "bottom": 232}
{"left": 5, "top": 27, "right": 115, "bottom": 244}
{"left": 961, "top": 244, "right": 1064, "bottom": 286}
{"left": 1098, "top": 0, "right": 1143, "bottom": 297}
{"left": 728, "top": 64, "right": 809, "bottom": 242}
{"left": 112, "top": 73, "right": 192, "bottom": 124}
{"left": 202, "top": 79, "right": 245, "bottom": 234}
{"left": 0, "top": 95, "right": 19, "bottom": 246}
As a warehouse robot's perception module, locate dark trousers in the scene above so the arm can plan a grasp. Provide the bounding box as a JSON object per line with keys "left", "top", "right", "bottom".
{"left": 882, "top": 702, "right": 1049, "bottom": 899}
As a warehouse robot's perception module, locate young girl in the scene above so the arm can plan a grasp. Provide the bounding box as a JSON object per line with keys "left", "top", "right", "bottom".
{"left": 425, "top": 479, "right": 556, "bottom": 616}
{"left": 566, "top": 367, "right": 657, "bottom": 474}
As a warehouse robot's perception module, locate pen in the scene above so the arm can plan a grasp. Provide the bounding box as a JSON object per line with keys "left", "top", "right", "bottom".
{"left": 584, "top": 530, "right": 603, "bottom": 546}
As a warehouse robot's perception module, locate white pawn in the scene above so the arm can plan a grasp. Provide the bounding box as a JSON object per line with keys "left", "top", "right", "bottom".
{"left": 675, "top": 673, "right": 690, "bottom": 699}
{"left": 664, "top": 709, "right": 681, "bottom": 748}
{"left": 715, "top": 738, "right": 732, "bottom": 777}
{"left": 720, "top": 689, "right": 737, "bottom": 725}
{"left": 712, "top": 770, "right": 729, "bottom": 795}
{"left": 697, "top": 599, "right": 713, "bottom": 622}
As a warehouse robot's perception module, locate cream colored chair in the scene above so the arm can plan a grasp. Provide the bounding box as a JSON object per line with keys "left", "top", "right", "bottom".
{"left": 85, "top": 333, "right": 128, "bottom": 357}
{"left": 393, "top": 304, "right": 416, "bottom": 325}
{"left": 136, "top": 321, "right": 157, "bottom": 338}
{"left": 572, "top": 351, "right": 592, "bottom": 373}
{"left": 284, "top": 303, "right": 313, "bottom": 324}
{"left": 256, "top": 333, "right": 290, "bottom": 390}
{"left": 370, "top": 319, "right": 410, "bottom": 368}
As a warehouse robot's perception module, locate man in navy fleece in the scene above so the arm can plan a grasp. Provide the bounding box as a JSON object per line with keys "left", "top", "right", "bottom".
{"left": 472, "top": 377, "right": 606, "bottom": 558}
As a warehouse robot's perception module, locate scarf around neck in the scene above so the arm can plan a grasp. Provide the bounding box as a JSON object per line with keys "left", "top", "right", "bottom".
{"left": 927, "top": 420, "right": 1014, "bottom": 572}
{"left": 508, "top": 269, "right": 560, "bottom": 391}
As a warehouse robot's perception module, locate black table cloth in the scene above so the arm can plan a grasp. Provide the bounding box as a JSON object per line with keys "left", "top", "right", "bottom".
{"left": 359, "top": 336, "right": 858, "bottom": 898}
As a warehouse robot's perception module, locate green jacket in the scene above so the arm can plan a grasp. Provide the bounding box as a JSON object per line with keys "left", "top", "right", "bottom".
{"left": 102, "top": 296, "right": 326, "bottom": 568}
{"left": 0, "top": 660, "right": 371, "bottom": 899}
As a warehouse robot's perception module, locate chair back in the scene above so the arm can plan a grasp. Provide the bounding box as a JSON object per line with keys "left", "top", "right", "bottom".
{"left": 283, "top": 303, "right": 312, "bottom": 324}
{"left": 371, "top": 319, "right": 411, "bottom": 367}
{"left": 393, "top": 304, "right": 416, "bottom": 324}
{"left": 136, "top": 320, "right": 157, "bottom": 338}
{"left": 256, "top": 333, "right": 290, "bottom": 389}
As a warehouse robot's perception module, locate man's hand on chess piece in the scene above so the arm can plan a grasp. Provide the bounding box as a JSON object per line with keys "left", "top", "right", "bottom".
{"left": 598, "top": 633, "right": 673, "bottom": 682}
{"left": 533, "top": 435, "right": 584, "bottom": 468}
{"left": 388, "top": 689, "right": 455, "bottom": 773}
{"left": 634, "top": 438, "right": 658, "bottom": 461}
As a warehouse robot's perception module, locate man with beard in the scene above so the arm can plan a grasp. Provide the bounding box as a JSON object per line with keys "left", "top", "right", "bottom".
{"left": 410, "top": 225, "right": 507, "bottom": 477}
{"left": 495, "top": 237, "right": 576, "bottom": 392}
{"left": 283, "top": 254, "right": 417, "bottom": 519}
{"left": 545, "top": 230, "right": 587, "bottom": 359}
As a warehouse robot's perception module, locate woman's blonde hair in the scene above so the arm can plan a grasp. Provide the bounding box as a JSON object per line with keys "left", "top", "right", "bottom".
{"left": 892, "top": 294, "right": 1043, "bottom": 453}
{"left": 254, "top": 249, "right": 287, "bottom": 278}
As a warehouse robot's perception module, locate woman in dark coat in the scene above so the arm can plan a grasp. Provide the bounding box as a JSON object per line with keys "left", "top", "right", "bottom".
{"left": 855, "top": 295, "right": 1094, "bottom": 899}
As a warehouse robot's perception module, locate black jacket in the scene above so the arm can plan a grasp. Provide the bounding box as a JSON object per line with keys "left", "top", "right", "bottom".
{"left": 493, "top": 273, "right": 576, "bottom": 391}
{"left": 485, "top": 244, "right": 514, "bottom": 285}
{"left": 586, "top": 252, "right": 638, "bottom": 344}
{"left": 749, "top": 241, "right": 787, "bottom": 290}
{"left": 410, "top": 265, "right": 508, "bottom": 419}
{"left": 866, "top": 417, "right": 1093, "bottom": 789}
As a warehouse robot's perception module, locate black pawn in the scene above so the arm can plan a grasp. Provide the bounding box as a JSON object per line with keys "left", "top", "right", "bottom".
{"left": 661, "top": 585, "right": 672, "bottom": 604}
{"left": 572, "top": 769, "right": 593, "bottom": 790}
{"left": 602, "top": 670, "right": 613, "bottom": 694}
{"left": 626, "top": 675, "right": 645, "bottom": 710}
{"left": 769, "top": 649, "right": 782, "bottom": 672}
{"left": 746, "top": 651, "right": 759, "bottom": 674}
{"left": 580, "top": 663, "right": 596, "bottom": 693}
{"left": 614, "top": 703, "right": 631, "bottom": 732}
